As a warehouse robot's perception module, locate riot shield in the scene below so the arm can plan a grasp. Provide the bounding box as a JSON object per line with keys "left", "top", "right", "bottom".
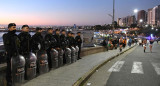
{"left": 25, "top": 52, "right": 37, "bottom": 80}
{"left": 11, "top": 55, "right": 25, "bottom": 86}
{"left": 37, "top": 50, "right": 49, "bottom": 74}
{"left": 75, "top": 46, "right": 79, "bottom": 61}
{"left": 50, "top": 49, "right": 58, "bottom": 69}
{"left": 65, "top": 48, "right": 71, "bottom": 64}
{"left": 71, "top": 47, "right": 76, "bottom": 63}
{"left": 58, "top": 49, "right": 64, "bottom": 67}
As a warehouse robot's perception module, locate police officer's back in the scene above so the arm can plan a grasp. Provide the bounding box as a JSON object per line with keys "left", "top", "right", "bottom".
{"left": 18, "top": 25, "right": 31, "bottom": 55}
{"left": 3, "top": 23, "right": 20, "bottom": 86}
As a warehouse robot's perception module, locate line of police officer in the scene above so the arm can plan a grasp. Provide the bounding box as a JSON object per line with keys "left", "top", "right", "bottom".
{"left": 3, "top": 23, "right": 82, "bottom": 86}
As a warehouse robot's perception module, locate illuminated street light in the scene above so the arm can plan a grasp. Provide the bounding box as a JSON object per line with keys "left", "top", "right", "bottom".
{"left": 139, "top": 19, "right": 143, "bottom": 23}
{"left": 134, "top": 9, "right": 138, "bottom": 13}
{"left": 156, "top": 29, "right": 158, "bottom": 31}
{"left": 152, "top": 27, "right": 154, "bottom": 30}
{"left": 145, "top": 25, "right": 148, "bottom": 27}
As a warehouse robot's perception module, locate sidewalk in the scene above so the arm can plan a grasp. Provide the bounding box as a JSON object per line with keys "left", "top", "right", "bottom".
{"left": 22, "top": 45, "right": 135, "bottom": 86}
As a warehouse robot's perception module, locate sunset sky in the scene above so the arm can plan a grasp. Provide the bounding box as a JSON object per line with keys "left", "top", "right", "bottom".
{"left": 0, "top": 0, "right": 159, "bottom": 26}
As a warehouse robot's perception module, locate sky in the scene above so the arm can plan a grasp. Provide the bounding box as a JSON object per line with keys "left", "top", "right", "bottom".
{"left": 0, "top": 0, "right": 160, "bottom": 26}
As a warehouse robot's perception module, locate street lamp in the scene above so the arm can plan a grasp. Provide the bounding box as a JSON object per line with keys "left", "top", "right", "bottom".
{"left": 134, "top": 9, "right": 138, "bottom": 13}
{"left": 156, "top": 29, "right": 158, "bottom": 31}
{"left": 152, "top": 27, "right": 154, "bottom": 30}
{"left": 139, "top": 19, "right": 143, "bottom": 23}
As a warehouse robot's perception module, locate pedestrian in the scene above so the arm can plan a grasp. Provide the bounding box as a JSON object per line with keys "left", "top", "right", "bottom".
{"left": 119, "top": 37, "right": 123, "bottom": 52}
{"left": 128, "top": 38, "right": 132, "bottom": 47}
{"left": 75, "top": 32, "right": 82, "bottom": 60}
{"left": 149, "top": 38, "right": 154, "bottom": 53}
{"left": 102, "top": 38, "right": 108, "bottom": 51}
{"left": 3, "top": 23, "right": 20, "bottom": 86}
{"left": 142, "top": 38, "right": 147, "bottom": 53}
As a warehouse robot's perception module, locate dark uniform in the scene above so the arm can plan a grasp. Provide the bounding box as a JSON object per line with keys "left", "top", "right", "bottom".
{"left": 60, "top": 34, "right": 68, "bottom": 49}
{"left": 75, "top": 35, "right": 82, "bottom": 59}
{"left": 31, "top": 32, "right": 44, "bottom": 54}
{"left": 53, "top": 34, "right": 61, "bottom": 49}
{"left": 45, "top": 33, "right": 57, "bottom": 69}
{"left": 66, "top": 36, "right": 73, "bottom": 48}
{"left": 60, "top": 34, "right": 68, "bottom": 64}
{"left": 18, "top": 32, "right": 31, "bottom": 55}
{"left": 3, "top": 26, "right": 20, "bottom": 86}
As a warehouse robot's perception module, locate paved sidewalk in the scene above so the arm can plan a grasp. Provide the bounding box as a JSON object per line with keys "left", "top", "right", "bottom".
{"left": 22, "top": 45, "right": 135, "bottom": 86}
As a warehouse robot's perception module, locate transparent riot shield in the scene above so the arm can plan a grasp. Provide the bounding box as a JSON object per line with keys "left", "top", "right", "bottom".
{"left": 58, "top": 49, "right": 64, "bottom": 67}
{"left": 71, "top": 47, "right": 76, "bottom": 63}
{"left": 50, "top": 49, "right": 58, "bottom": 69}
{"left": 25, "top": 53, "right": 37, "bottom": 80}
{"left": 37, "top": 50, "right": 49, "bottom": 74}
{"left": 11, "top": 55, "right": 25, "bottom": 86}
{"left": 65, "top": 48, "right": 71, "bottom": 64}
{"left": 75, "top": 46, "right": 79, "bottom": 62}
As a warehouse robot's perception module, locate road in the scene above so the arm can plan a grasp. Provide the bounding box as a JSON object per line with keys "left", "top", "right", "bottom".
{"left": 84, "top": 43, "right": 160, "bottom": 86}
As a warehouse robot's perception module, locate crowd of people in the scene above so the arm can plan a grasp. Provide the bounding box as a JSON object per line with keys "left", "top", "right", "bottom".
{"left": 3, "top": 23, "right": 82, "bottom": 86}
{"left": 102, "top": 36, "right": 137, "bottom": 52}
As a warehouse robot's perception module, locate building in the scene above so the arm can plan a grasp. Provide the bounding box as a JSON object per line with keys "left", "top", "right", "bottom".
{"left": 137, "top": 10, "right": 147, "bottom": 26}
{"left": 147, "top": 5, "right": 160, "bottom": 26}
{"left": 118, "top": 15, "right": 136, "bottom": 27}
{"left": 147, "top": 8, "right": 153, "bottom": 25}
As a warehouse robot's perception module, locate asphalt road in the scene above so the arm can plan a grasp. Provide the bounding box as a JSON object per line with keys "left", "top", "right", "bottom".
{"left": 84, "top": 43, "right": 160, "bottom": 86}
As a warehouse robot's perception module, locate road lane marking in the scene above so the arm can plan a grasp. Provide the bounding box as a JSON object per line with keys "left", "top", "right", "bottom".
{"left": 131, "top": 62, "right": 144, "bottom": 74}
{"left": 108, "top": 61, "right": 125, "bottom": 72}
{"left": 151, "top": 63, "right": 160, "bottom": 75}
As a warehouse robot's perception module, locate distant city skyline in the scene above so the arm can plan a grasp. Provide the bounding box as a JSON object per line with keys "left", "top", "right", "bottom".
{"left": 0, "top": 0, "right": 159, "bottom": 26}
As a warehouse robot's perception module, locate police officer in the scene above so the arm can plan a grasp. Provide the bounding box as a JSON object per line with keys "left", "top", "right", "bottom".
{"left": 66, "top": 31, "right": 73, "bottom": 48}
{"left": 75, "top": 32, "right": 82, "bottom": 60}
{"left": 53, "top": 29, "right": 61, "bottom": 50}
{"left": 60, "top": 30, "right": 68, "bottom": 64}
{"left": 31, "top": 27, "right": 44, "bottom": 54}
{"left": 71, "top": 33, "right": 76, "bottom": 47}
{"left": 3, "top": 23, "right": 20, "bottom": 86}
{"left": 44, "top": 28, "right": 57, "bottom": 69}
{"left": 18, "top": 25, "right": 31, "bottom": 55}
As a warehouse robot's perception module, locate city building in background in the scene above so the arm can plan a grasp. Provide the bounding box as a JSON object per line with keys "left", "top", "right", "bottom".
{"left": 137, "top": 10, "right": 147, "bottom": 26}
{"left": 118, "top": 15, "right": 136, "bottom": 27}
{"left": 147, "top": 5, "right": 160, "bottom": 27}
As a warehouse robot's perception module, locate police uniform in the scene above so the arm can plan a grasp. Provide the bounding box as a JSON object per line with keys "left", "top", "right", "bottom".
{"left": 75, "top": 35, "right": 82, "bottom": 59}
{"left": 60, "top": 34, "right": 68, "bottom": 64}
{"left": 53, "top": 34, "right": 61, "bottom": 49}
{"left": 45, "top": 33, "right": 57, "bottom": 69}
{"left": 31, "top": 31, "right": 44, "bottom": 54}
{"left": 18, "top": 32, "right": 31, "bottom": 55}
{"left": 66, "top": 36, "right": 73, "bottom": 48}
{"left": 3, "top": 23, "right": 20, "bottom": 86}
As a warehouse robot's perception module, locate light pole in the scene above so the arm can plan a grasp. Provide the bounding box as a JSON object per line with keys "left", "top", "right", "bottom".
{"left": 113, "top": 0, "right": 115, "bottom": 28}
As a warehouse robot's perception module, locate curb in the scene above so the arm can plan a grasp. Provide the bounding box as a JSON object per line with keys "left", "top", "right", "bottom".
{"left": 73, "top": 45, "right": 137, "bottom": 86}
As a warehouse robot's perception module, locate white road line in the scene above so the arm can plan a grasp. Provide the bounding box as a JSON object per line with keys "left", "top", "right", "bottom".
{"left": 108, "top": 61, "right": 125, "bottom": 72}
{"left": 131, "top": 62, "right": 144, "bottom": 74}
{"left": 151, "top": 63, "right": 160, "bottom": 75}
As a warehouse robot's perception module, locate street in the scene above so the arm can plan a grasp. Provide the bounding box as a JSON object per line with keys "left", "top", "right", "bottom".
{"left": 84, "top": 43, "right": 160, "bottom": 86}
